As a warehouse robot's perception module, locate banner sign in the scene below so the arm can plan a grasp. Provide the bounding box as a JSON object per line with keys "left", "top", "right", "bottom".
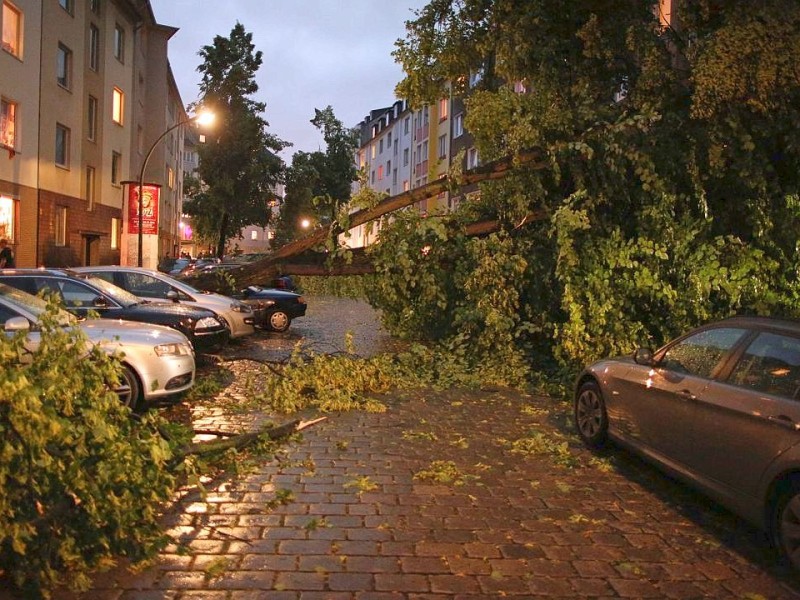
{"left": 127, "top": 184, "right": 160, "bottom": 235}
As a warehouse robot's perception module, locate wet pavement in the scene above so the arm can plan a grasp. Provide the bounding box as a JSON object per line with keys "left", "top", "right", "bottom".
{"left": 7, "top": 296, "right": 800, "bottom": 598}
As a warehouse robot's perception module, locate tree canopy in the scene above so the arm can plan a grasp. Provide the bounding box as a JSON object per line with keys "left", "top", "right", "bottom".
{"left": 185, "top": 22, "right": 287, "bottom": 258}
{"left": 367, "top": 0, "right": 800, "bottom": 370}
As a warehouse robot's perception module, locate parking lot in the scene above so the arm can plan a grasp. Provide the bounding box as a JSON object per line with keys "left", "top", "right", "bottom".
{"left": 19, "top": 297, "right": 800, "bottom": 598}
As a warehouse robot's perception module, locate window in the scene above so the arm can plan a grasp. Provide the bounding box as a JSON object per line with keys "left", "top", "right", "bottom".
{"left": 90, "top": 0, "right": 100, "bottom": 14}
{"left": 371, "top": 144, "right": 376, "bottom": 159}
{"left": 404, "top": 117, "right": 410, "bottom": 135}
{"left": 250, "top": 230, "right": 258, "bottom": 241}
{"left": 466, "top": 148, "right": 480, "bottom": 170}
{"left": 2, "top": 1, "right": 21, "bottom": 58}
{"left": 439, "top": 97, "right": 448, "bottom": 120}
{"left": 386, "top": 160, "right": 391, "bottom": 179}
{"left": 110, "top": 217, "right": 120, "bottom": 249}
{"left": 393, "top": 139, "right": 398, "bottom": 156}
{"left": 113, "top": 25, "right": 124, "bottom": 62}
{"left": 438, "top": 134, "right": 447, "bottom": 159}
{"left": 167, "top": 166, "right": 174, "bottom": 188}
{"left": 55, "top": 206, "right": 67, "bottom": 246}
{"left": 0, "top": 195, "right": 16, "bottom": 242}
{"left": 111, "top": 151, "right": 121, "bottom": 184}
{"left": 87, "top": 95, "right": 97, "bottom": 141}
{"left": 85, "top": 166, "right": 95, "bottom": 211}
{"left": 658, "top": 0, "right": 672, "bottom": 27}
{"left": 513, "top": 80, "right": 527, "bottom": 94}
{"left": 1, "top": 98, "right": 16, "bottom": 149}
{"left": 661, "top": 327, "right": 747, "bottom": 379}
{"left": 377, "top": 165, "right": 383, "bottom": 181}
{"left": 403, "top": 148, "right": 409, "bottom": 166}
{"left": 729, "top": 332, "right": 800, "bottom": 399}
{"left": 88, "top": 24, "right": 99, "bottom": 71}
{"left": 454, "top": 113, "right": 464, "bottom": 138}
{"left": 403, "top": 180, "right": 409, "bottom": 192}
{"left": 55, "top": 123, "right": 70, "bottom": 167}
{"left": 58, "top": 0, "right": 73, "bottom": 13}
{"left": 57, "top": 43, "right": 71, "bottom": 88}
{"left": 112, "top": 87, "right": 124, "bottom": 124}
{"left": 370, "top": 170, "right": 375, "bottom": 184}
{"left": 392, "top": 168, "right": 398, "bottom": 186}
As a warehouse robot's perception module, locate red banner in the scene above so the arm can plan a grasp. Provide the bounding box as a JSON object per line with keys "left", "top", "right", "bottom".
{"left": 127, "top": 184, "right": 160, "bottom": 235}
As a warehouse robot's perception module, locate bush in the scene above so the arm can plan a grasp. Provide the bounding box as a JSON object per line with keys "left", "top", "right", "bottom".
{"left": 0, "top": 301, "right": 177, "bottom": 597}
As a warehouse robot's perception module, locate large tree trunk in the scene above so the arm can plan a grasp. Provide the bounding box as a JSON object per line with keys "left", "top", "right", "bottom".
{"left": 216, "top": 213, "right": 229, "bottom": 259}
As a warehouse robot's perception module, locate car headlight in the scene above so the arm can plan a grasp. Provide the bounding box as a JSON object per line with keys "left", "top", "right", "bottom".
{"left": 195, "top": 316, "right": 222, "bottom": 330}
{"left": 154, "top": 342, "right": 193, "bottom": 356}
{"left": 230, "top": 302, "right": 252, "bottom": 313}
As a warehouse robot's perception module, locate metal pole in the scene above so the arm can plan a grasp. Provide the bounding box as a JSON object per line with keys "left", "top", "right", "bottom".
{"left": 137, "top": 116, "right": 197, "bottom": 267}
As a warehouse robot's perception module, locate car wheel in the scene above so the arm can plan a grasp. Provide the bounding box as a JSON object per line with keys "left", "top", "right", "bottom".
{"left": 266, "top": 310, "right": 291, "bottom": 332}
{"left": 117, "top": 365, "right": 142, "bottom": 411}
{"left": 772, "top": 479, "right": 800, "bottom": 571}
{"left": 574, "top": 380, "right": 609, "bottom": 449}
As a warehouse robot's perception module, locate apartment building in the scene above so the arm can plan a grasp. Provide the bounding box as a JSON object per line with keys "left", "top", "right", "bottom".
{"left": 0, "top": 0, "right": 186, "bottom": 269}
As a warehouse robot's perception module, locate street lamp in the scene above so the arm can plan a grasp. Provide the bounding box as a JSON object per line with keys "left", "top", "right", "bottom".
{"left": 136, "top": 110, "right": 215, "bottom": 267}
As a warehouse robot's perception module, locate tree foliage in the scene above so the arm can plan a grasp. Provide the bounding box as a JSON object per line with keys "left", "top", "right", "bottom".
{"left": 273, "top": 107, "right": 359, "bottom": 248}
{"left": 186, "top": 22, "right": 287, "bottom": 257}
{"left": 0, "top": 300, "right": 177, "bottom": 597}
{"left": 374, "top": 0, "right": 800, "bottom": 370}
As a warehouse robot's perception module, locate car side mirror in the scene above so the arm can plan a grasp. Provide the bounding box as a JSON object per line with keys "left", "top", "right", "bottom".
{"left": 4, "top": 316, "right": 30, "bottom": 332}
{"left": 166, "top": 290, "right": 179, "bottom": 302}
{"left": 634, "top": 347, "right": 654, "bottom": 366}
{"left": 92, "top": 296, "right": 109, "bottom": 308}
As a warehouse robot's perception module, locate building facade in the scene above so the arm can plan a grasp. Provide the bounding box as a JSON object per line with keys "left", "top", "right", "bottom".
{"left": 0, "top": 0, "right": 186, "bottom": 269}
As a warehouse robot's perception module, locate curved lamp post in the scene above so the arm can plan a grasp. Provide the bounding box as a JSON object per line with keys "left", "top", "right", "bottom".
{"left": 136, "top": 110, "right": 214, "bottom": 267}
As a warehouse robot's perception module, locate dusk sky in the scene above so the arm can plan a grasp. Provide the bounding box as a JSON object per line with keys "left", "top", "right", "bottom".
{"left": 150, "top": 1, "right": 428, "bottom": 161}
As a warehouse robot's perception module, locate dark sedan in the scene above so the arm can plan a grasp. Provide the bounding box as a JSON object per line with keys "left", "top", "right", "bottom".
{"left": 238, "top": 285, "right": 307, "bottom": 332}
{"left": 574, "top": 316, "right": 800, "bottom": 570}
{"left": 0, "top": 269, "right": 229, "bottom": 353}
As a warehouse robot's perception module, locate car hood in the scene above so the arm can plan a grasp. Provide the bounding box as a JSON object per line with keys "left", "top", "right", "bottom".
{"left": 184, "top": 292, "right": 247, "bottom": 313}
{"left": 79, "top": 318, "right": 190, "bottom": 345}
{"left": 240, "top": 287, "right": 301, "bottom": 300}
{"left": 128, "top": 301, "right": 215, "bottom": 319}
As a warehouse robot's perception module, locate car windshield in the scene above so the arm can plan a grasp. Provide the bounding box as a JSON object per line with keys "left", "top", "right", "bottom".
{"left": 78, "top": 275, "right": 141, "bottom": 307}
{"left": 0, "top": 282, "right": 75, "bottom": 325}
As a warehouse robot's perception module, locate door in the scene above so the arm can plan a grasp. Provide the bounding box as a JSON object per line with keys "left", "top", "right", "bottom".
{"left": 691, "top": 330, "right": 800, "bottom": 497}
{"left": 616, "top": 327, "right": 748, "bottom": 469}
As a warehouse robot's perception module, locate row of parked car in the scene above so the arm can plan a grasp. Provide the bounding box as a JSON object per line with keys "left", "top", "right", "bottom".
{"left": 0, "top": 265, "right": 308, "bottom": 410}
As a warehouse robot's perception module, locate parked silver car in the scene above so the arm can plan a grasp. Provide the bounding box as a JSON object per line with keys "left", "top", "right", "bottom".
{"left": 0, "top": 282, "right": 195, "bottom": 410}
{"left": 575, "top": 316, "right": 800, "bottom": 569}
{"left": 72, "top": 266, "right": 255, "bottom": 339}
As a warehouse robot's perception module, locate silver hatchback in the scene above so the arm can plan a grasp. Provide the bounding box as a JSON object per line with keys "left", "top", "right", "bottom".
{"left": 0, "top": 283, "right": 195, "bottom": 410}
{"left": 575, "top": 316, "right": 800, "bottom": 570}
{"left": 72, "top": 266, "right": 255, "bottom": 339}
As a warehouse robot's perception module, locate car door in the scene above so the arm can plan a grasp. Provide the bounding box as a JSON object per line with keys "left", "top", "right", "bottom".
{"left": 38, "top": 277, "right": 117, "bottom": 318}
{"left": 690, "top": 330, "right": 800, "bottom": 498}
{"left": 117, "top": 271, "right": 176, "bottom": 301}
{"left": 614, "top": 326, "right": 748, "bottom": 470}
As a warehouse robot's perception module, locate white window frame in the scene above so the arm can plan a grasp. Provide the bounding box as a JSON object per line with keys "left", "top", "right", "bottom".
{"left": 1, "top": 97, "right": 17, "bottom": 149}
{"left": 88, "top": 24, "right": 99, "bottom": 71}
{"left": 56, "top": 43, "right": 71, "bottom": 89}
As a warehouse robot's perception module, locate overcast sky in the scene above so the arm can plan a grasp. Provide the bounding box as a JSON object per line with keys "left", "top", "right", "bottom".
{"left": 150, "top": 0, "right": 428, "bottom": 161}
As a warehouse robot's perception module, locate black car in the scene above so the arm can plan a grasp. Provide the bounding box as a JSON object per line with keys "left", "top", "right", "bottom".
{"left": 239, "top": 285, "right": 307, "bottom": 332}
{"left": 0, "top": 269, "right": 229, "bottom": 353}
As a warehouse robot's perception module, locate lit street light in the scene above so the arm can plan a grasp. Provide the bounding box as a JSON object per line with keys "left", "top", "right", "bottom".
{"left": 300, "top": 218, "right": 311, "bottom": 229}
{"left": 136, "top": 110, "right": 215, "bottom": 267}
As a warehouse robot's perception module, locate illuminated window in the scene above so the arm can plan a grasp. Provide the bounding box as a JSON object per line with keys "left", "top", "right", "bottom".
{"left": 0, "top": 195, "right": 16, "bottom": 243}
{"left": 659, "top": 0, "right": 672, "bottom": 27}
{"left": 85, "top": 166, "right": 95, "bottom": 211}
{"left": 55, "top": 123, "right": 70, "bottom": 167}
{"left": 250, "top": 230, "right": 257, "bottom": 240}
{"left": 1, "top": 98, "right": 17, "bottom": 149}
{"left": 89, "top": 24, "right": 99, "bottom": 71}
{"left": 55, "top": 206, "right": 67, "bottom": 246}
{"left": 111, "top": 217, "right": 120, "bottom": 249}
{"left": 439, "top": 98, "right": 448, "bottom": 120}
{"left": 371, "top": 144, "right": 376, "bottom": 159}
{"left": 377, "top": 165, "right": 383, "bottom": 181}
{"left": 57, "top": 43, "right": 71, "bottom": 88}
{"left": 113, "top": 24, "right": 124, "bottom": 62}
{"left": 112, "top": 87, "right": 124, "bottom": 124}
{"left": 87, "top": 95, "right": 97, "bottom": 140}
{"left": 111, "top": 151, "right": 121, "bottom": 184}
{"left": 167, "top": 166, "right": 174, "bottom": 188}
{"left": 2, "top": 1, "right": 21, "bottom": 58}
{"left": 513, "top": 80, "right": 527, "bottom": 94}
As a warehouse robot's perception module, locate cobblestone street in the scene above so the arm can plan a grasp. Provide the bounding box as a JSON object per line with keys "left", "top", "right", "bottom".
{"left": 10, "top": 296, "right": 800, "bottom": 599}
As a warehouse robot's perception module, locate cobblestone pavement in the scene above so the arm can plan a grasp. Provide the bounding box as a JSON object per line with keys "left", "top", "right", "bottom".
{"left": 13, "top": 297, "right": 800, "bottom": 598}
